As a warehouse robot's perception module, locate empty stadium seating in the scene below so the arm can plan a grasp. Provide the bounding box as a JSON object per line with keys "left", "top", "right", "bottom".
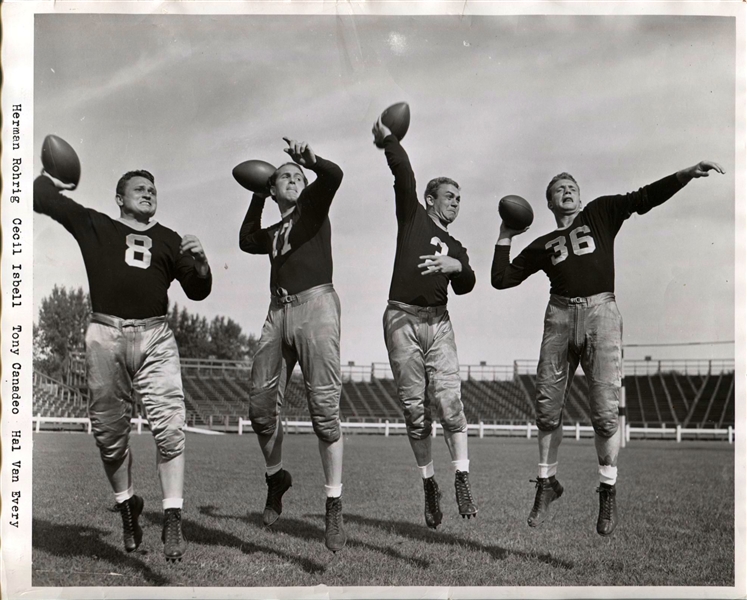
{"left": 35, "top": 359, "right": 736, "bottom": 432}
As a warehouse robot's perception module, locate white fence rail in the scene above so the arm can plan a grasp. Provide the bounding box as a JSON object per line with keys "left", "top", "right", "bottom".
{"left": 32, "top": 416, "right": 734, "bottom": 444}
{"left": 236, "top": 418, "right": 734, "bottom": 444}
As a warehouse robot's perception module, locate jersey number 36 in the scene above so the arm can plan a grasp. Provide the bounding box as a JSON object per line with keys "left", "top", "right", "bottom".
{"left": 545, "top": 225, "right": 596, "bottom": 266}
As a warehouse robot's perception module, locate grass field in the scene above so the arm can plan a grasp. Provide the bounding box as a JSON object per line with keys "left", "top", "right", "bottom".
{"left": 32, "top": 431, "right": 735, "bottom": 589}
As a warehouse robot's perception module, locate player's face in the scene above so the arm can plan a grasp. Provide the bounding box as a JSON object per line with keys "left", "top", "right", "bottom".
{"left": 118, "top": 176, "right": 157, "bottom": 221}
{"left": 427, "top": 184, "right": 461, "bottom": 225}
{"left": 548, "top": 179, "right": 581, "bottom": 216}
{"left": 271, "top": 165, "right": 306, "bottom": 205}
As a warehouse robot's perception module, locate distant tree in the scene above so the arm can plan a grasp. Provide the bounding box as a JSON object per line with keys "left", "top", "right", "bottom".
{"left": 168, "top": 304, "right": 258, "bottom": 361}
{"left": 34, "top": 286, "right": 91, "bottom": 379}
{"left": 168, "top": 304, "right": 211, "bottom": 359}
{"left": 209, "top": 315, "right": 258, "bottom": 360}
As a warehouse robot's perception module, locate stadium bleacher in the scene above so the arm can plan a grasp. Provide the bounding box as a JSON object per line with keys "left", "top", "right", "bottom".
{"left": 34, "top": 355, "right": 736, "bottom": 437}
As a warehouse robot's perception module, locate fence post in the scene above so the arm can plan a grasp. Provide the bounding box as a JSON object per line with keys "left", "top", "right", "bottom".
{"left": 676, "top": 424, "right": 681, "bottom": 443}
{"left": 479, "top": 421, "right": 484, "bottom": 439}
{"left": 728, "top": 426, "right": 733, "bottom": 444}
{"left": 625, "top": 423, "right": 630, "bottom": 443}
{"left": 238, "top": 418, "right": 243, "bottom": 435}
{"left": 385, "top": 420, "right": 390, "bottom": 437}
{"left": 526, "top": 422, "right": 532, "bottom": 439}
{"left": 575, "top": 422, "right": 580, "bottom": 441}
{"left": 87, "top": 419, "right": 92, "bottom": 434}
{"left": 36, "top": 418, "right": 40, "bottom": 433}
{"left": 137, "top": 417, "right": 142, "bottom": 434}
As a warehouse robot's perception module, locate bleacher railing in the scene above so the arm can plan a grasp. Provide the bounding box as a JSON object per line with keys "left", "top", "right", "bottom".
{"left": 70, "top": 353, "right": 735, "bottom": 382}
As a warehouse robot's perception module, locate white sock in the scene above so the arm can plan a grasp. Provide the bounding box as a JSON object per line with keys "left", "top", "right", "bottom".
{"left": 266, "top": 462, "right": 282, "bottom": 477}
{"left": 418, "top": 461, "right": 435, "bottom": 479}
{"left": 163, "top": 497, "right": 183, "bottom": 510}
{"left": 598, "top": 465, "right": 618, "bottom": 486}
{"left": 538, "top": 462, "right": 558, "bottom": 479}
{"left": 324, "top": 484, "right": 342, "bottom": 498}
{"left": 114, "top": 487, "right": 133, "bottom": 504}
{"left": 452, "top": 459, "right": 470, "bottom": 473}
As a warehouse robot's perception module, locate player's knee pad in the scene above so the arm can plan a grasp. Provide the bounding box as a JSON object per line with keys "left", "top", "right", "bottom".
{"left": 153, "top": 424, "right": 185, "bottom": 461}
{"left": 91, "top": 415, "right": 131, "bottom": 463}
{"left": 250, "top": 415, "right": 277, "bottom": 437}
{"left": 591, "top": 413, "right": 618, "bottom": 438}
{"left": 406, "top": 419, "right": 432, "bottom": 440}
{"left": 311, "top": 416, "right": 341, "bottom": 444}
{"left": 535, "top": 416, "right": 563, "bottom": 432}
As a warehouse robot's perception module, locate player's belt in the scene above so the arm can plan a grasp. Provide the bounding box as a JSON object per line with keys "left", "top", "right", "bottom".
{"left": 270, "top": 283, "right": 335, "bottom": 308}
{"left": 550, "top": 292, "right": 615, "bottom": 308}
{"left": 91, "top": 313, "right": 167, "bottom": 331}
{"left": 387, "top": 301, "right": 448, "bottom": 318}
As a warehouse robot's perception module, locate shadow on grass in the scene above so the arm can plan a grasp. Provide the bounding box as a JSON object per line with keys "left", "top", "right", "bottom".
{"left": 32, "top": 518, "right": 170, "bottom": 586}
{"left": 339, "top": 513, "right": 574, "bottom": 570}
{"left": 198, "top": 506, "right": 430, "bottom": 569}
{"left": 141, "top": 510, "right": 327, "bottom": 575}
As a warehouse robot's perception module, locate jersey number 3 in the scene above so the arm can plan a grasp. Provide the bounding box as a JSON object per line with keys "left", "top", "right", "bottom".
{"left": 125, "top": 234, "right": 153, "bottom": 269}
{"left": 545, "top": 225, "right": 596, "bottom": 265}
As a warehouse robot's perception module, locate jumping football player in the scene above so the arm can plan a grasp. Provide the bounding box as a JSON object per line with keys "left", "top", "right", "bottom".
{"left": 239, "top": 138, "right": 346, "bottom": 552}
{"left": 34, "top": 167, "right": 212, "bottom": 561}
{"left": 491, "top": 160, "right": 725, "bottom": 535}
{"left": 372, "top": 119, "right": 478, "bottom": 529}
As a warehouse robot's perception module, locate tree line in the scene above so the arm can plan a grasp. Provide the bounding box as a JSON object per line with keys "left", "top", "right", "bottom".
{"left": 34, "top": 285, "right": 258, "bottom": 380}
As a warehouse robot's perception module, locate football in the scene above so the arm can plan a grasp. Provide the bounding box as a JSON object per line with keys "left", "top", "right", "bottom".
{"left": 232, "top": 160, "right": 277, "bottom": 194}
{"left": 498, "top": 195, "right": 534, "bottom": 230}
{"left": 381, "top": 102, "right": 411, "bottom": 141}
{"left": 41, "top": 134, "right": 81, "bottom": 189}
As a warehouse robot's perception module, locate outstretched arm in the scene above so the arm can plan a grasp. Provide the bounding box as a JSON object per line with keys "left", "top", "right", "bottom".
{"left": 676, "top": 161, "right": 725, "bottom": 186}
{"left": 372, "top": 118, "right": 419, "bottom": 223}
{"left": 239, "top": 192, "right": 272, "bottom": 254}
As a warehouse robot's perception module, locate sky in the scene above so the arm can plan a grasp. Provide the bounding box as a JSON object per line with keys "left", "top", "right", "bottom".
{"left": 32, "top": 10, "right": 738, "bottom": 367}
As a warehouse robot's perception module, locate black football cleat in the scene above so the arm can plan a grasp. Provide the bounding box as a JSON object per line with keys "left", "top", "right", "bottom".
{"left": 527, "top": 476, "right": 564, "bottom": 527}
{"left": 423, "top": 476, "right": 443, "bottom": 529}
{"left": 596, "top": 483, "right": 619, "bottom": 536}
{"left": 112, "top": 495, "right": 144, "bottom": 552}
{"left": 263, "top": 469, "right": 293, "bottom": 526}
{"left": 324, "top": 496, "right": 346, "bottom": 552}
{"left": 454, "top": 470, "right": 478, "bottom": 519}
{"left": 161, "top": 508, "right": 187, "bottom": 562}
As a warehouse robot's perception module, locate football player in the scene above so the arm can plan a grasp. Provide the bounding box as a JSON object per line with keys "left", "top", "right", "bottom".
{"left": 239, "top": 138, "right": 346, "bottom": 552}
{"left": 34, "top": 167, "right": 213, "bottom": 561}
{"left": 491, "top": 160, "right": 725, "bottom": 535}
{"left": 372, "top": 119, "right": 478, "bottom": 529}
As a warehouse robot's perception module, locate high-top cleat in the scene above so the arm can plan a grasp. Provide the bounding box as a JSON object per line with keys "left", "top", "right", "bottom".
{"left": 454, "top": 470, "right": 478, "bottom": 519}
{"left": 324, "top": 496, "right": 346, "bottom": 552}
{"left": 161, "top": 508, "right": 187, "bottom": 562}
{"left": 263, "top": 469, "right": 292, "bottom": 526}
{"left": 423, "top": 476, "right": 443, "bottom": 529}
{"left": 596, "top": 483, "right": 618, "bottom": 536}
{"left": 113, "top": 495, "right": 144, "bottom": 552}
{"left": 527, "top": 476, "right": 564, "bottom": 527}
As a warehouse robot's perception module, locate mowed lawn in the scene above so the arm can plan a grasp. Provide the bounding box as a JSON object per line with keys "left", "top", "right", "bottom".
{"left": 32, "top": 431, "right": 735, "bottom": 588}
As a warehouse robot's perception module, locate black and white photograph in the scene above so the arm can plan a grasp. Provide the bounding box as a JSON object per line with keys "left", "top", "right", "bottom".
{"left": 1, "top": 1, "right": 744, "bottom": 598}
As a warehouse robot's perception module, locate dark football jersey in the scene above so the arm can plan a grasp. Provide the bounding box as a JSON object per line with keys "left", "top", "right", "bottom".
{"left": 382, "top": 135, "right": 475, "bottom": 307}
{"left": 491, "top": 174, "right": 683, "bottom": 297}
{"left": 34, "top": 175, "right": 212, "bottom": 319}
{"left": 239, "top": 156, "right": 343, "bottom": 296}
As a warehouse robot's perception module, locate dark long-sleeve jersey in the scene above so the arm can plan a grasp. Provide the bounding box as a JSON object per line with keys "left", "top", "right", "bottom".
{"left": 34, "top": 175, "right": 212, "bottom": 319}
{"left": 491, "top": 174, "right": 684, "bottom": 297}
{"left": 239, "top": 156, "right": 343, "bottom": 296}
{"left": 383, "top": 135, "right": 475, "bottom": 307}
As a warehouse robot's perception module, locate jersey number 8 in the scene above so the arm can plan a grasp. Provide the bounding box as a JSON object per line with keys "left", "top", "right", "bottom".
{"left": 125, "top": 233, "right": 153, "bottom": 269}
